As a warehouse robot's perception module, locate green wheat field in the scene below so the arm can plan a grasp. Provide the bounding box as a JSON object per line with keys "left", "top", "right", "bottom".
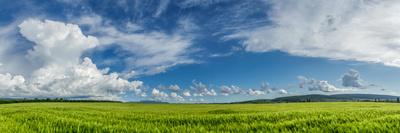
{"left": 1, "top": 102, "right": 400, "bottom": 132}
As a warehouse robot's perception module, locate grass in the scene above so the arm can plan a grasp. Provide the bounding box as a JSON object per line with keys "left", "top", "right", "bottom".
{"left": 1, "top": 102, "right": 400, "bottom": 132}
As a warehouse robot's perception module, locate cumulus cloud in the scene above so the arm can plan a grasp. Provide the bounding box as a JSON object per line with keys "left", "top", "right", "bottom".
{"left": 341, "top": 69, "right": 364, "bottom": 88}
{"left": 168, "top": 84, "right": 181, "bottom": 92}
{"left": 151, "top": 88, "right": 169, "bottom": 100}
{"left": 0, "top": 73, "right": 28, "bottom": 97}
{"left": 133, "top": 88, "right": 147, "bottom": 97}
{"left": 247, "top": 89, "right": 266, "bottom": 96}
{"left": 28, "top": 57, "right": 143, "bottom": 99}
{"left": 0, "top": 19, "right": 143, "bottom": 100}
{"left": 219, "top": 83, "right": 288, "bottom": 96}
{"left": 19, "top": 19, "right": 99, "bottom": 66}
{"left": 259, "top": 82, "right": 288, "bottom": 94}
{"left": 260, "top": 82, "right": 274, "bottom": 93}
{"left": 170, "top": 92, "right": 184, "bottom": 101}
{"left": 72, "top": 14, "right": 195, "bottom": 77}
{"left": 298, "top": 69, "right": 376, "bottom": 93}
{"left": 229, "top": 0, "right": 400, "bottom": 68}
{"left": 182, "top": 90, "right": 191, "bottom": 97}
{"left": 190, "top": 81, "right": 217, "bottom": 96}
{"left": 298, "top": 76, "right": 349, "bottom": 92}
{"left": 278, "top": 89, "right": 288, "bottom": 94}
{"left": 220, "top": 85, "right": 243, "bottom": 96}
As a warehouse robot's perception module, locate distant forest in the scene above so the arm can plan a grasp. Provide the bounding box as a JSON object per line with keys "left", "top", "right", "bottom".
{"left": 233, "top": 94, "right": 400, "bottom": 104}
{"left": 0, "top": 98, "right": 121, "bottom": 104}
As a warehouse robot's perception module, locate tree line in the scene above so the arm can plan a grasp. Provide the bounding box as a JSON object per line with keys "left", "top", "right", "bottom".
{"left": 0, "top": 98, "right": 121, "bottom": 104}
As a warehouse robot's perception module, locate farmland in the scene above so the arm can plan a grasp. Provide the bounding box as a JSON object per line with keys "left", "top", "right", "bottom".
{"left": 1, "top": 102, "right": 400, "bottom": 132}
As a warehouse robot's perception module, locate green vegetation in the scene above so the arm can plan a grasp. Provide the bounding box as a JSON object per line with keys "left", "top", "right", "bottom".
{"left": 1, "top": 102, "right": 400, "bottom": 132}
{"left": 0, "top": 99, "right": 121, "bottom": 104}
{"left": 235, "top": 94, "right": 400, "bottom": 103}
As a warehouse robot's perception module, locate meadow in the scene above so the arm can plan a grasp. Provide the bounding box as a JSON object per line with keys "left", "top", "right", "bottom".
{"left": 1, "top": 102, "right": 400, "bottom": 132}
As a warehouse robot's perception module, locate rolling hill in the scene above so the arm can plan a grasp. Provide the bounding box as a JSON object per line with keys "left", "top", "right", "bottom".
{"left": 234, "top": 94, "right": 400, "bottom": 103}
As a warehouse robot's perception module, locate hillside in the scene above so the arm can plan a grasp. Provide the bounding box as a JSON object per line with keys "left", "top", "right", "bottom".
{"left": 235, "top": 94, "right": 400, "bottom": 103}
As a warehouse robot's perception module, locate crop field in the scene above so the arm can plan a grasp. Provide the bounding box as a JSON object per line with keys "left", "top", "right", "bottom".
{"left": 1, "top": 102, "right": 400, "bottom": 132}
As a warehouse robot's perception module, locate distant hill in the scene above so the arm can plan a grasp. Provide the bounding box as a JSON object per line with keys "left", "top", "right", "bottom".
{"left": 0, "top": 98, "right": 121, "bottom": 104}
{"left": 138, "top": 100, "right": 169, "bottom": 104}
{"left": 234, "top": 94, "right": 400, "bottom": 103}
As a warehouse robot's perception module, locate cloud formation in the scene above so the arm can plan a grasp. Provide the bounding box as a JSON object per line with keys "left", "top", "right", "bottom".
{"left": 73, "top": 14, "right": 195, "bottom": 77}
{"left": 182, "top": 90, "right": 191, "bottom": 97}
{"left": 298, "top": 69, "right": 379, "bottom": 93}
{"left": 29, "top": 58, "right": 143, "bottom": 99}
{"left": 230, "top": 0, "right": 400, "bottom": 68}
{"left": 190, "top": 81, "right": 217, "bottom": 96}
{"left": 170, "top": 92, "right": 184, "bottom": 101}
{"left": 220, "top": 85, "right": 243, "bottom": 96}
{"left": 246, "top": 89, "right": 266, "bottom": 96}
{"left": 341, "top": 69, "right": 364, "bottom": 88}
{"left": 219, "top": 83, "right": 288, "bottom": 96}
{"left": 278, "top": 89, "right": 288, "bottom": 94}
{"left": 0, "top": 73, "right": 27, "bottom": 97}
{"left": 19, "top": 19, "right": 99, "bottom": 66}
{"left": 168, "top": 84, "right": 181, "bottom": 92}
{"left": 151, "top": 88, "right": 169, "bottom": 100}
{"left": 298, "top": 76, "right": 348, "bottom": 92}
{"left": 0, "top": 19, "right": 143, "bottom": 100}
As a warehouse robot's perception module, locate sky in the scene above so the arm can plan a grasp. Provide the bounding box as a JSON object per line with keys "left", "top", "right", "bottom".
{"left": 1, "top": 0, "right": 400, "bottom": 103}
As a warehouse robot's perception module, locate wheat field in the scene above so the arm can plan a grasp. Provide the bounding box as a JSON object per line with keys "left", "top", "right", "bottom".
{"left": 0, "top": 102, "right": 400, "bottom": 132}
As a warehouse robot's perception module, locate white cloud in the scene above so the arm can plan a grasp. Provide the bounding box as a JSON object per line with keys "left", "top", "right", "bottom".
{"left": 0, "top": 19, "right": 143, "bottom": 100}
{"left": 170, "top": 92, "right": 184, "bottom": 101}
{"left": 278, "top": 89, "right": 288, "bottom": 94}
{"left": 72, "top": 14, "right": 195, "bottom": 77}
{"left": 0, "top": 73, "right": 28, "bottom": 97}
{"left": 217, "top": 83, "right": 287, "bottom": 96}
{"left": 209, "top": 52, "right": 234, "bottom": 58}
{"left": 239, "top": 82, "right": 284, "bottom": 96}
{"left": 182, "top": 90, "right": 191, "bottom": 97}
{"left": 190, "top": 81, "right": 217, "bottom": 96}
{"left": 154, "top": 0, "right": 170, "bottom": 17}
{"left": 229, "top": 0, "right": 400, "bottom": 68}
{"left": 19, "top": 19, "right": 99, "bottom": 66}
{"left": 168, "top": 84, "right": 181, "bottom": 92}
{"left": 28, "top": 57, "right": 143, "bottom": 100}
{"left": 259, "top": 82, "right": 287, "bottom": 94}
{"left": 178, "top": 17, "right": 200, "bottom": 33}
{"left": 125, "top": 22, "right": 143, "bottom": 32}
{"left": 105, "top": 32, "right": 194, "bottom": 74}
{"left": 247, "top": 89, "right": 265, "bottom": 96}
{"left": 220, "top": 85, "right": 243, "bottom": 96}
{"left": 260, "top": 82, "right": 272, "bottom": 93}
{"left": 133, "top": 88, "right": 147, "bottom": 97}
{"left": 298, "top": 76, "right": 349, "bottom": 92}
{"left": 218, "top": 82, "right": 288, "bottom": 96}
{"left": 151, "top": 88, "right": 169, "bottom": 100}
{"left": 341, "top": 69, "right": 364, "bottom": 88}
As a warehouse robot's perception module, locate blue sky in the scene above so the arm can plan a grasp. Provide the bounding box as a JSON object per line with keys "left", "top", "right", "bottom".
{"left": 1, "top": 0, "right": 400, "bottom": 102}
